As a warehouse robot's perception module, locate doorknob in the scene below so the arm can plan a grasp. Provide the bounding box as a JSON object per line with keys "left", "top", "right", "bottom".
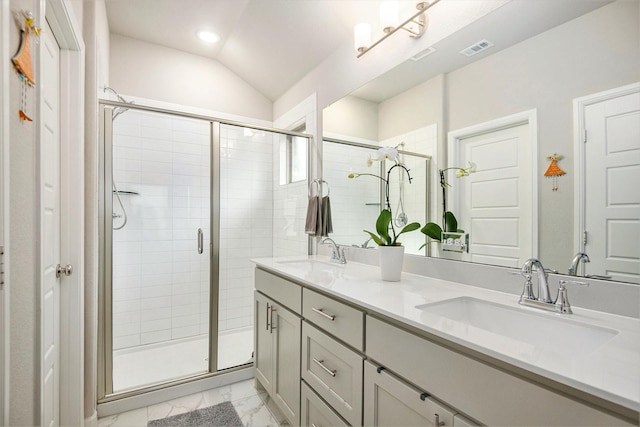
{"left": 56, "top": 264, "right": 73, "bottom": 278}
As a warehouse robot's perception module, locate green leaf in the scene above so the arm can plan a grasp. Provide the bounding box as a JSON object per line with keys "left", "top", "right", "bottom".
{"left": 421, "top": 222, "right": 443, "bottom": 241}
{"left": 363, "top": 230, "right": 385, "bottom": 246}
{"left": 391, "top": 222, "right": 421, "bottom": 245}
{"left": 376, "top": 209, "right": 392, "bottom": 245}
{"left": 397, "top": 222, "right": 420, "bottom": 237}
{"left": 444, "top": 211, "right": 458, "bottom": 233}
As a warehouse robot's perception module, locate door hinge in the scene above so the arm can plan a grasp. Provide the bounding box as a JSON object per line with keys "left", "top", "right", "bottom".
{"left": 583, "top": 129, "right": 588, "bottom": 143}
{"left": 0, "top": 246, "right": 5, "bottom": 288}
{"left": 583, "top": 231, "right": 588, "bottom": 246}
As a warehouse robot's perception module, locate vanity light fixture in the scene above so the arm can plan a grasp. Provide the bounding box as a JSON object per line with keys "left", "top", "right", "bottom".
{"left": 354, "top": 0, "right": 440, "bottom": 58}
{"left": 196, "top": 30, "right": 220, "bottom": 44}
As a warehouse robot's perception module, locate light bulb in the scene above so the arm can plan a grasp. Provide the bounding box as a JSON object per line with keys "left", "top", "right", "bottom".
{"left": 380, "top": 1, "right": 399, "bottom": 33}
{"left": 197, "top": 30, "right": 220, "bottom": 44}
{"left": 354, "top": 22, "right": 371, "bottom": 53}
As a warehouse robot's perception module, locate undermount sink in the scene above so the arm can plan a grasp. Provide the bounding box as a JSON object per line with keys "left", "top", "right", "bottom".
{"left": 415, "top": 297, "right": 618, "bottom": 356}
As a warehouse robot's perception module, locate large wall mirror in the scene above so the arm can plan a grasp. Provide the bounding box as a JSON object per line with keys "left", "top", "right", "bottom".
{"left": 322, "top": 0, "right": 639, "bottom": 284}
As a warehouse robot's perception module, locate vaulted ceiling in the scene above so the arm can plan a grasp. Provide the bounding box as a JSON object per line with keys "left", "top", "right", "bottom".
{"left": 105, "top": 0, "right": 611, "bottom": 102}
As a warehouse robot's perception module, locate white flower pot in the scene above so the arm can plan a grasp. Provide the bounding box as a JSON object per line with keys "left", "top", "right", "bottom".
{"left": 378, "top": 245, "right": 405, "bottom": 282}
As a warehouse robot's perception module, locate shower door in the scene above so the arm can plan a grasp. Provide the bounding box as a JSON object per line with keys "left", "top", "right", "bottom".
{"left": 100, "top": 103, "right": 311, "bottom": 399}
{"left": 105, "top": 107, "right": 213, "bottom": 393}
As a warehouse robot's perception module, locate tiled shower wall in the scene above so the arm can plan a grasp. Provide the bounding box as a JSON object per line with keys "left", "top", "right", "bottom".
{"left": 112, "top": 110, "right": 211, "bottom": 350}
{"left": 111, "top": 114, "right": 283, "bottom": 351}
{"left": 218, "top": 124, "right": 275, "bottom": 331}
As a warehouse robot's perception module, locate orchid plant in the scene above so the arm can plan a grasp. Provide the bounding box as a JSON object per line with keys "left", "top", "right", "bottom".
{"left": 349, "top": 147, "right": 421, "bottom": 246}
{"left": 420, "top": 163, "right": 476, "bottom": 245}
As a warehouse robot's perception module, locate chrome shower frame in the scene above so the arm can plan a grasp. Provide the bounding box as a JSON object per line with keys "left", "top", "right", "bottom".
{"left": 97, "top": 100, "right": 313, "bottom": 407}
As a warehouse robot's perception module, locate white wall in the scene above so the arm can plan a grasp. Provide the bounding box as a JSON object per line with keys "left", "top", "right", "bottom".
{"left": 323, "top": 96, "right": 379, "bottom": 142}
{"left": 109, "top": 34, "right": 273, "bottom": 122}
{"left": 7, "top": 0, "right": 39, "bottom": 423}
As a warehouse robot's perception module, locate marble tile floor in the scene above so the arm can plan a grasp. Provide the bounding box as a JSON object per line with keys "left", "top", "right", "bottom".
{"left": 98, "top": 378, "right": 283, "bottom": 427}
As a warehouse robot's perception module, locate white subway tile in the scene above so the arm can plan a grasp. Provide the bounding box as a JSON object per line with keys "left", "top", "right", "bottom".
{"left": 141, "top": 330, "right": 171, "bottom": 345}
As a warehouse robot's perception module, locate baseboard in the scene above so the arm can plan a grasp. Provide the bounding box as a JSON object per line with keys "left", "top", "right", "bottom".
{"left": 84, "top": 410, "right": 98, "bottom": 427}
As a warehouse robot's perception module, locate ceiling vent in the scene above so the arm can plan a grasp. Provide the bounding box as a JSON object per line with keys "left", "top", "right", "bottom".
{"left": 411, "top": 46, "right": 436, "bottom": 62}
{"left": 459, "top": 39, "right": 494, "bottom": 57}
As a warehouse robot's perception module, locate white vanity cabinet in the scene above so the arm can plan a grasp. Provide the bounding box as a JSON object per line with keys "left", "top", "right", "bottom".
{"left": 301, "top": 321, "right": 363, "bottom": 426}
{"left": 254, "top": 270, "right": 302, "bottom": 426}
{"left": 300, "top": 380, "right": 349, "bottom": 427}
{"left": 366, "top": 315, "right": 633, "bottom": 426}
{"left": 253, "top": 264, "right": 636, "bottom": 427}
{"left": 364, "top": 361, "right": 457, "bottom": 427}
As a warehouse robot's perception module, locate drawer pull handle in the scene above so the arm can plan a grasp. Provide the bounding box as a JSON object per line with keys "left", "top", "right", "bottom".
{"left": 312, "top": 358, "right": 336, "bottom": 377}
{"left": 312, "top": 307, "right": 336, "bottom": 321}
{"left": 265, "top": 302, "right": 270, "bottom": 331}
{"left": 311, "top": 424, "right": 319, "bottom": 427}
{"left": 434, "top": 413, "right": 445, "bottom": 426}
{"left": 269, "top": 307, "right": 276, "bottom": 333}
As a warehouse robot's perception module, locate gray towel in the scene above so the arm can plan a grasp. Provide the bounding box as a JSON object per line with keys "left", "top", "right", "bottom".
{"left": 305, "top": 195, "right": 320, "bottom": 235}
{"left": 321, "top": 196, "right": 333, "bottom": 237}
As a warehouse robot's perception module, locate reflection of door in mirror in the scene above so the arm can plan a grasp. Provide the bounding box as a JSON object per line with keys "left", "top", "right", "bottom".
{"left": 447, "top": 112, "right": 536, "bottom": 268}
{"left": 579, "top": 85, "right": 640, "bottom": 283}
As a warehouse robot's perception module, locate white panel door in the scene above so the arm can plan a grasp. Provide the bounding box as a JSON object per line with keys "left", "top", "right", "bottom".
{"left": 453, "top": 123, "right": 533, "bottom": 267}
{"left": 40, "top": 23, "right": 61, "bottom": 427}
{"left": 584, "top": 91, "right": 640, "bottom": 282}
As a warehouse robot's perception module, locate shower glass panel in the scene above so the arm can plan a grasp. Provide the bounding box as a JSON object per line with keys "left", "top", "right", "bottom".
{"left": 110, "top": 109, "right": 211, "bottom": 392}
{"left": 323, "top": 140, "right": 429, "bottom": 255}
{"left": 217, "top": 124, "right": 308, "bottom": 370}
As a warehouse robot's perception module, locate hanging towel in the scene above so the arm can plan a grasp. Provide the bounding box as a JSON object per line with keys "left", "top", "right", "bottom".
{"left": 305, "top": 195, "right": 321, "bottom": 235}
{"left": 321, "top": 196, "right": 333, "bottom": 237}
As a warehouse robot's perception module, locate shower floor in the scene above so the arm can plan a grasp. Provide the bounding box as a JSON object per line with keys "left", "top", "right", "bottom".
{"left": 113, "top": 327, "right": 254, "bottom": 392}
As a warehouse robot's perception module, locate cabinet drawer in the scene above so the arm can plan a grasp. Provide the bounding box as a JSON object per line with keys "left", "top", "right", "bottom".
{"left": 255, "top": 268, "right": 302, "bottom": 314}
{"left": 364, "top": 361, "right": 455, "bottom": 427}
{"left": 366, "top": 315, "right": 633, "bottom": 426}
{"left": 302, "top": 321, "right": 363, "bottom": 426}
{"left": 303, "top": 288, "right": 364, "bottom": 350}
{"left": 300, "top": 381, "right": 348, "bottom": 427}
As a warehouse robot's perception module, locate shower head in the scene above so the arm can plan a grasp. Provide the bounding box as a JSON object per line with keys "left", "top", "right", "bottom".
{"left": 104, "top": 86, "right": 134, "bottom": 120}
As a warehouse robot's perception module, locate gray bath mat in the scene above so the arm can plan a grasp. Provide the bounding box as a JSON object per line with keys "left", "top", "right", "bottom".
{"left": 148, "top": 401, "right": 243, "bottom": 427}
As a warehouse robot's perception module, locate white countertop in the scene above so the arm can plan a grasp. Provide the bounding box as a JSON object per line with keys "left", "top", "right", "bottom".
{"left": 252, "top": 255, "right": 640, "bottom": 412}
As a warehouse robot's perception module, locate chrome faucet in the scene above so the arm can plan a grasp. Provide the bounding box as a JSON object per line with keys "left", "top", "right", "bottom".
{"left": 321, "top": 237, "right": 346, "bottom": 264}
{"left": 519, "top": 258, "right": 588, "bottom": 314}
{"left": 521, "top": 258, "right": 553, "bottom": 303}
{"left": 568, "top": 252, "right": 590, "bottom": 276}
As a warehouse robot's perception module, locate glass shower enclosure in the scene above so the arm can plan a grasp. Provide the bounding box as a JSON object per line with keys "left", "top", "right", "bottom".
{"left": 98, "top": 102, "right": 310, "bottom": 399}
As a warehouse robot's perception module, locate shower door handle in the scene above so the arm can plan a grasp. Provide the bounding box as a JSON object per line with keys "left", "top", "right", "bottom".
{"left": 197, "top": 228, "right": 203, "bottom": 254}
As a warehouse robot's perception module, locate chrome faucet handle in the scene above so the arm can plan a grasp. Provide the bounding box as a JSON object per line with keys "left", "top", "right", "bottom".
{"left": 555, "top": 279, "right": 589, "bottom": 314}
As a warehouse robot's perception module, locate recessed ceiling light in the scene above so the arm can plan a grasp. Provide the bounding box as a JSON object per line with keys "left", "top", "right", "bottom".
{"left": 197, "top": 30, "right": 220, "bottom": 44}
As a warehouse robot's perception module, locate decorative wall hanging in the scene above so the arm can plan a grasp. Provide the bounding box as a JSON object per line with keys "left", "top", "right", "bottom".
{"left": 544, "top": 153, "right": 566, "bottom": 191}
{"left": 11, "top": 11, "right": 40, "bottom": 122}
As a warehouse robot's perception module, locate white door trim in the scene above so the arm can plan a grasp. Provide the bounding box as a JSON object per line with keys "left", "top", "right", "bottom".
{"left": 447, "top": 109, "right": 539, "bottom": 258}
{"left": 0, "top": 1, "right": 11, "bottom": 425}
{"left": 572, "top": 82, "right": 640, "bottom": 255}
{"left": 38, "top": 1, "right": 85, "bottom": 425}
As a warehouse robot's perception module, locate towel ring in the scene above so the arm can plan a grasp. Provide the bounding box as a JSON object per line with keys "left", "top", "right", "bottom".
{"left": 309, "top": 178, "right": 330, "bottom": 197}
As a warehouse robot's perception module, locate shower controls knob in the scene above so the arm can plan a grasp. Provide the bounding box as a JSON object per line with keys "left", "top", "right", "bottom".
{"left": 56, "top": 264, "right": 73, "bottom": 278}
